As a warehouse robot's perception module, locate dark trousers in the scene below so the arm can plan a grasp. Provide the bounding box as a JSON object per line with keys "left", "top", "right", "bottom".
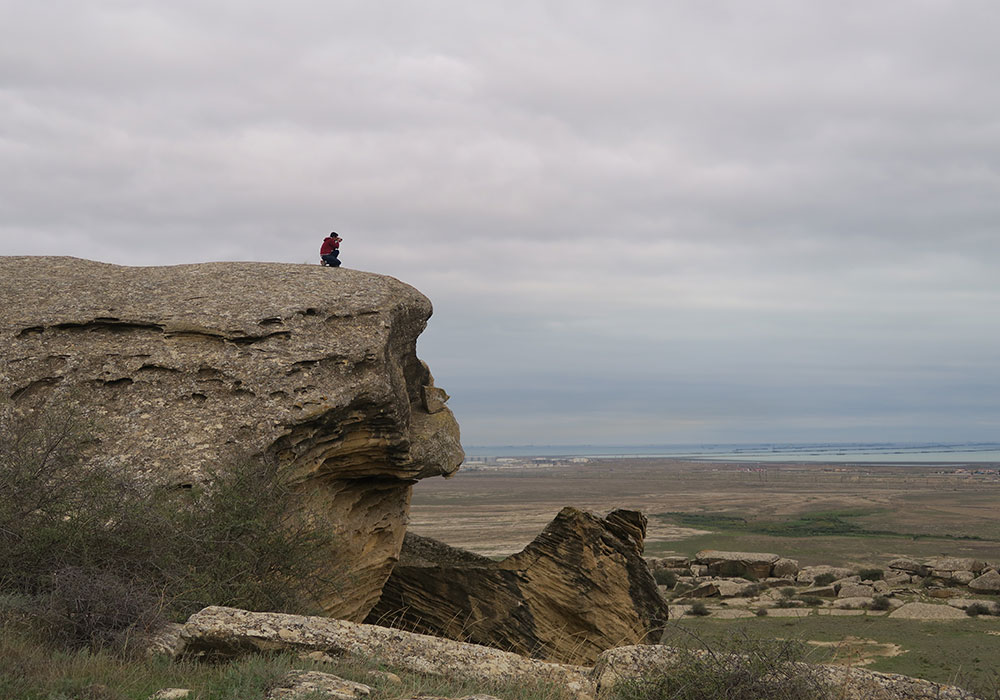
{"left": 321, "top": 252, "right": 341, "bottom": 267}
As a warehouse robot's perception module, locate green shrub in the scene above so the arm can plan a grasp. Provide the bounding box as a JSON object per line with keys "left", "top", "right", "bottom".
{"left": 858, "top": 568, "right": 884, "bottom": 582}
{"left": 812, "top": 573, "right": 836, "bottom": 586}
{"left": 653, "top": 569, "right": 679, "bottom": 588}
{"left": 739, "top": 583, "right": 766, "bottom": 598}
{"left": 780, "top": 587, "right": 797, "bottom": 598}
{"left": 796, "top": 596, "right": 823, "bottom": 607}
{"left": 869, "top": 595, "right": 892, "bottom": 611}
{"left": 0, "top": 399, "right": 338, "bottom": 649}
{"left": 755, "top": 608, "right": 768, "bottom": 617}
{"left": 775, "top": 599, "right": 799, "bottom": 609}
{"left": 966, "top": 603, "right": 992, "bottom": 617}
{"left": 688, "top": 601, "right": 711, "bottom": 616}
{"left": 613, "top": 629, "right": 830, "bottom": 700}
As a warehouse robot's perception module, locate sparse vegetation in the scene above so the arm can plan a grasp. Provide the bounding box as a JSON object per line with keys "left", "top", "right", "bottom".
{"left": 0, "top": 399, "right": 338, "bottom": 651}
{"left": 869, "top": 595, "right": 892, "bottom": 611}
{"left": 858, "top": 568, "right": 884, "bottom": 581}
{"left": 688, "top": 602, "right": 711, "bottom": 617}
{"left": 613, "top": 628, "right": 831, "bottom": 700}
{"left": 812, "top": 573, "right": 836, "bottom": 586}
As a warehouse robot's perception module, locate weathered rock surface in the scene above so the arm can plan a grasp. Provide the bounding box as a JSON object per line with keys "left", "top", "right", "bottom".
{"left": 181, "top": 607, "right": 594, "bottom": 699}
{"left": 367, "top": 508, "right": 669, "bottom": 664}
{"left": 266, "top": 671, "right": 371, "bottom": 700}
{"left": 591, "top": 644, "right": 978, "bottom": 699}
{"left": 888, "top": 602, "right": 968, "bottom": 620}
{"left": 888, "top": 558, "right": 931, "bottom": 576}
{"left": 695, "top": 550, "right": 779, "bottom": 579}
{"left": 0, "top": 257, "right": 464, "bottom": 621}
{"left": 969, "top": 569, "right": 1000, "bottom": 593}
{"left": 772, "top": 557, "right": 800, "bottom": 578}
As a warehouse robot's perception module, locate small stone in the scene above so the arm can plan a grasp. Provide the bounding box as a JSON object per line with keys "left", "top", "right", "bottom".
{"left": 149, "top": 691, "right": 192, "bottom": 700}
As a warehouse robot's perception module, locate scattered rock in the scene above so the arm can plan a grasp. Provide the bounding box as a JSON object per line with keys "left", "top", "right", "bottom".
{"left": 969, "top": 569, "right": 1000, "bottom": 593}
{"left": 368, "top": 509, "right": 668, "bottom": 664}
{"left": 149, "top": 691, "right": 192, "bottom": 700}
{"left": 772, "top": 557, "right": 800, "bottom": 578}
{"left": 797, "top": 565, "right": 855, "bottom": 583}
{"left": 838, "top": 584, "right": 874, "bottom": 599}
{"left": 266, "top": 670, "right": 371, "bottom": 700}
{"left": 888, "top": 602, "right": 968, "bottom": 620}
{"left": 801, "top": 585, "right": 837, "bottom": 598}
{"left": 142, "top": 623, "right": 186, "bottom": 659}
{"left": 695, "top": 550, "right": 779, "bottom": 579}
{"left": 366, "top": 670, "right": 402, "bottom": 685}
{"left": 888, "top": 558, "right": 930, "bottom": 577}
{"left": 182, "top": 606, "right": 594, "bottom": 699}
{"left": 927, "top": 557, "right": 985, "bottom": 574}
{"left": 927, "top": 588, "right": 963, "bottom": 599}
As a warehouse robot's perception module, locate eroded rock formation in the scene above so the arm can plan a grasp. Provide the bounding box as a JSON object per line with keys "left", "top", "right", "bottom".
{"left": 367, "top": 508, "right": 669, "bottom": 665}
{"left": 0, "top": 256, "right": 464, "bottom": 620}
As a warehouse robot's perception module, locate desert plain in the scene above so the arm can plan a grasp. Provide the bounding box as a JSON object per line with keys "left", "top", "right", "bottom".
{"left": 410, "top": 457, "right": 1000, "bottom": 691}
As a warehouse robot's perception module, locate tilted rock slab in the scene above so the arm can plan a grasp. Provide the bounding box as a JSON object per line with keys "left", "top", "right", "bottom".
{"left": 592, "top": 644, "right": 978, "bottom": 700}
{"left": 367, "top": 508, "right": 669, "bottom": 665}
{"left": 181, "top": 606, "right": 594, "bottom": 700}
{"left": 0, "top": 257, "right": 464, "bottom": 621}
{"left": 695, "top": 550, "right": 779, "bottom": 579}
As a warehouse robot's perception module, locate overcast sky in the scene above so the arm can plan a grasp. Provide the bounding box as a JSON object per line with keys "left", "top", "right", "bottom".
{"left": 3, "top": 1, "right": 999, "bottom": 446}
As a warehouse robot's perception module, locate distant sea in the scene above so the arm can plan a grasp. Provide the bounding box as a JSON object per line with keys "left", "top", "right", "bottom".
{"left": 464, "top": 442, "right": 1000, "bottom": 463}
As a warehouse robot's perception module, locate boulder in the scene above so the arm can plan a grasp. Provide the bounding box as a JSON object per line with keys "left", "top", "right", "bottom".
{"left": 969, "top": 569, "right": 1000, "bottom": 593}
{"left": 927, "top": 588, "right": 963, "bottom": 599}
{"left": 888, "top": 602, "right": 968, "bottom": 620}
{"left": 801, "top": 586, "right": 837, "bottom": 598}
{"left": 950, "top": 571, "right": 976, "bottom": 585}
{"left": 796, "top": 565, "right": 855, "bottom": 583}
{"left": 367, "top": 508, "right": 669, "bottom": 665}
{"left": 181, "top": 607, "right": 594, "bottom": 700}
{"left": 0, "top": 257, "right": 464, "bottom": 621}
{"left": 838, "top": 584, "right": 874, "bottom": 599}
{"left": 888, "top": 558, "right": 930, "bottom": 577}
{"left": 927, "top": 557, "right": 985, "bottom": 574}
{"left": 266, "top": 671, "right": 371, "bottom": 700}
{"left": 646, "top": 556, "right": 689, "bottom": 569}
{"left": 695, "top": 550, "right": 779, "bottom": 579}
{"left": 771, "top": 558, "right": 799, "bottom": 578}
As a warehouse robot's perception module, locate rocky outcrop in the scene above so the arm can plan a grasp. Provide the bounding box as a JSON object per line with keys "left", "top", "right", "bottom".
{"left": 695, "top": 550, "right": 780, "bottom": 579}
{"left": 592, "top": 645, "right": 978, "bottom": 700}
{"left": 181, "top": 606, "right": 595, "bottom": 700}
{"left": 367, "top": 508, "right": 669, "bottom": 665}
{"left": 0, "top": 257, "right": 464, "bottom": 621}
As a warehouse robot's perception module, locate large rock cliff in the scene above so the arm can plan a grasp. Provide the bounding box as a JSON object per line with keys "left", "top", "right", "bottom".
{"left": 367, "top": 507, "right": 669, "bottom": 665}
{"left": 0, "top": 256, "right": 464, "bottom": 621}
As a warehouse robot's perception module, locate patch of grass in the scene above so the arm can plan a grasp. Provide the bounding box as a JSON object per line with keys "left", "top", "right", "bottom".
{"left": 812, "top": 573, "right": 836, "bottom": 586}
{"left": 688, "top": 602, "right": 711, "bottom": 617}
{"left": 613, "top": 627, "right": 830, "bottom": 700}
{"left": 660, "top": 613, "right": 1000, "bottom": 695}
{"left": 0, "top": 620, "right": 565, "bottom": 700}
{"left": 0, "top": 399, "right": 339, "bottom": 650}
{"left": 655, "top": 509, "right": 994, "bottom": 542}
{"left": 857, "top": 568, "right": 883, "bottom": 581}
{"left": 869, "top": 596, "right": 892, "bottom": 611}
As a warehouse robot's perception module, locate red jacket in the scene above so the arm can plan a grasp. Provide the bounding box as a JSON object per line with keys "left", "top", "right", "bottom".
{"left": 320, "top": 236, "right": 340, "bottom": 254}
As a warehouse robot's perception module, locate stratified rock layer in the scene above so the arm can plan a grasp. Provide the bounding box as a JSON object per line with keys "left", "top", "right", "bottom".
{"left": 367, "top": 508, "right": 669, "bottom": 665}
{"left": 0, "top": 256, "right": 464, "bottom": 621}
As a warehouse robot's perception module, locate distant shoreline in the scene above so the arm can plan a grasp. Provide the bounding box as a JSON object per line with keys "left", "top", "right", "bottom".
{"left": 463, "top": 441, "right": 1000, "bottom": 464}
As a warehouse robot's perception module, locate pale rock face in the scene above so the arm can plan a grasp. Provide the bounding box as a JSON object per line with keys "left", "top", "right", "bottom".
{"left": 838, "top": 584, "right": 874, "bottom": 599}
{"left": 969, "top": 569, "right": 1000, "bottom": 593}
{"left": 0, "top": 257, "right": 464, "bottom": 621}
{"left": 694, "top": 550, "right": 779, "bottom": 579}
{"left": 771, "top": 557, "right": 799, "bottom": 578}
{"left": 927, "top": 557, "right": 985, "bottom": 574}
{"left": 181, "top": 607, "right": 594, "bottom": 700}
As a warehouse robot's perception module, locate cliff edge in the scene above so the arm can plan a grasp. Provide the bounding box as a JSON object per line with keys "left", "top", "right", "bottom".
{"left": 0, "top": 256, "right": 464, "bottom": 621}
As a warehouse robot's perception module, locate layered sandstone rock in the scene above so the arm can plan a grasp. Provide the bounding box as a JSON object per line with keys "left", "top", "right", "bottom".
{"left": 0, "top": 256, "right": 464, "bottom": 620}
{"left": 367, "top": 508, "right": 669, "bottom": 665}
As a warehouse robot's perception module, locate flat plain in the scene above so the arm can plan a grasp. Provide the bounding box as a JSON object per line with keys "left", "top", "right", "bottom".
{"left": 409, "top": 458, "right": 1000, "bottom": 568}
{"left": 409, "top": 458, "right": 1000, "bottom": 691}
